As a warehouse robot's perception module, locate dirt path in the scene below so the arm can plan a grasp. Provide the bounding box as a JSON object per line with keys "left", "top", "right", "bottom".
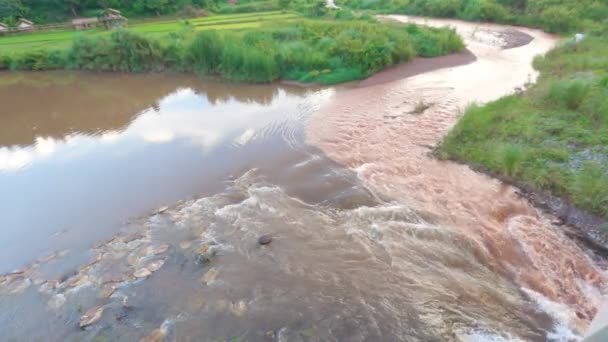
{"left": 307, "top": 15, "right": 606, "bottom": 334}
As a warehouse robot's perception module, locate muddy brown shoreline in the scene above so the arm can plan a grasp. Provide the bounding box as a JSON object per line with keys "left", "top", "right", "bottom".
{"left": 438, "top": 153, "right": 608, "bottom": 257}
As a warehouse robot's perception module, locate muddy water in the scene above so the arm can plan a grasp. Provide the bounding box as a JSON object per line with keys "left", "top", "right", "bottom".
{"left": 309, "top": 16, "right": 607, "bottom": 340}
{"left": 0, "top": 18, "right": 605, "bottom": 342}
{"left": 0, "top": 71, "right": 334, "bottom": 273}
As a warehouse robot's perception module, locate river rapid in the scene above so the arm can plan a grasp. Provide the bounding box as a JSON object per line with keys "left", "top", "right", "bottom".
{"left": 0, "top": 17, "right": 605, "bottom": 342}
{"left": 308, "top": 15, "right": 606, "bottom": 340}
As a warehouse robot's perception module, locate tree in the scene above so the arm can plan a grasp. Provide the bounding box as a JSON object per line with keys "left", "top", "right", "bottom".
{"left": 0, "top": 0, "right": 27, "bottom": 19}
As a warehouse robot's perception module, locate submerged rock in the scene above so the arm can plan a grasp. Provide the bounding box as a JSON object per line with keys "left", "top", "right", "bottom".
{"left": 147, "top": 260, "right": 165, "bottom": 272}
{"left": 99, "top": 283, "right": 117, "bottom": 299}
{"left": 134, "top": 268, "right": 152, "bottom": 278}
{"left": 195, "top": 243, "right": 218, "bottom": 265}
{"left": 140, "top": 328, "right": 165, "bottom": 342}
{"left": 258, "top": 234, "right": 272, "bottom": 245}
{"left": 179, "top": 240, "right": 192, "bottom": 249}
{"left": 80, "top": 306, "right": 104, "bottom": 328}
{"left": 200, "top": 267, "right": 219, "bottom": 285}
{"left": 153, "top": 244, "right": 170, "bottom": 255}
{"left": 229, "top": 300, "right": 247, "bottom": 317}
{"left": 47, "top": 294, "right": 66, "bottom": 310}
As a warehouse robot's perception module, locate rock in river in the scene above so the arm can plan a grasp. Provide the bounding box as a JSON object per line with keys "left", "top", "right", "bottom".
{"left": 140, "top": 328, "right": 165, "bottom": 342}
{"left": 258, "top": 234, "right": 272, "bottom": 245}
{"left": 80, "top": 306, "right": 104, "bottom": 328}
{"left": 134, "top": 268, "right": 152, "bottom": 278}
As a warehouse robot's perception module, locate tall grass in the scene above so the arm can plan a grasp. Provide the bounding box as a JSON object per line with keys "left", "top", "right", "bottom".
{"left": 2, "top": 19, "right": 464, "bottom": 84}
{"left": 440, "top": 36, "right": 608, "bottom": 218}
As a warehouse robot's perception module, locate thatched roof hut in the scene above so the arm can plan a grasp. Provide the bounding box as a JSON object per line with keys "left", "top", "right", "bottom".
{"left": 17, "top": 18, "right": 34, "bottom": 31}
{"left": 72, "top": 17, "right": 99, "bottom": 29}
{"left": 101, "top": 8, "right": 127, "bottom": 29}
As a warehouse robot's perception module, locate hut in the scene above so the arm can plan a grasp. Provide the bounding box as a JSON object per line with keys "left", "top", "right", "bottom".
{"left": 100, "top": 8, "right": 127, "bottom": 29}
{"left": 72, "top": 17, "right": 99, "bottom": 30}
{"left": 17, "top": 18, "right": 34, "bottom": 31}
{"left": 0, "top": 23, "right": 8, "bottom": 34}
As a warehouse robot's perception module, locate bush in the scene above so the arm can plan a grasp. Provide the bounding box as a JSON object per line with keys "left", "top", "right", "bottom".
{"left": 570, "top": 162, "right": 608, "bottom": 216}
{"left": 497, "top": 143, "right": 524, "bottom": 176}
{"left": 461, "top": 0, "right": 510, "bottom": 22}
{"left": 540, "top": 6, "right": 579, "bottom": 33}
{"left": 4, "top": 20, "right": 463, "bottom": 84}
{"left": 0, "top": 54, "right": 12, "bottom": 70}
{"left": 67, "top": 29, "right": 164, "bottom": 72}
{"left": 9, "top": 49, "right": 65, "bottom": 70}
{"left": 183, "top": 30, "right": 224, "bottom": 74}
{"left": 547, "top": 79, "right": 591, "bottom": 110}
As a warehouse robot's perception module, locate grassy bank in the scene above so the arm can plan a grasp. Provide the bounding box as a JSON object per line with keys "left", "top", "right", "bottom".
{"left": 0, "top": 18, "right": 463, "bottom": 84}
{"left": 0, "top": 11, "right": 297, "bottom": 53}
{"left": 337, "top": 0, "right": 608, "bottom": 34}
{"left": 439, "top": 35, "right": 608, "bottom": 218}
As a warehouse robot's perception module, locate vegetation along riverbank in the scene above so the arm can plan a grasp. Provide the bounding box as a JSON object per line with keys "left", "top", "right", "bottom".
{"left": 318, "top": 0, "right": 608, "bottom": 247}
{"left": 0, "top": 12, "right": 463, "bottom": 84}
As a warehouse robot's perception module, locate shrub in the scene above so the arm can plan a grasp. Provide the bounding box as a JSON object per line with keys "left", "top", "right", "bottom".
{"left": 9, "top": 49, "right": 64, "bottom": 70}
{"left": 184, "top": 30, "right": 224, "bottom": 74}
{"left": 497, "top": 143, "right": 524, "bottom": 176}
{"left": 0, "top": 54, "right": 12, "bottom": 70}
{"left": 67, "top": 29, "right": 164, "bottom": 72}
{"left": 570, "top": 162, "right": 608, "bottom": 216}
{"left": 461, "top": 0, "right": 510, "bottom": 22}
{"left": 540, "top": 6, "right": 579, "bottom": 33}
{"left": 547, "top": 79, "right": 591, "bottom": 111}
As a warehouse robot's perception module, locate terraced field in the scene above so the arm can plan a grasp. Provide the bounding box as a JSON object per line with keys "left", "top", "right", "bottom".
{"left": 0, "top": 11, "right": 299, "bottom": 52}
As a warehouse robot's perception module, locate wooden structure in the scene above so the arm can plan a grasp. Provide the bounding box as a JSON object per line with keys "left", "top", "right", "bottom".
{"left": 72, "top": 17, "right": 99, "bottom": 30}
{"left": 100, "top": 8, "right": 127, "bottom": 29}
{"left": 0, "top": 23, "right": 8, "bottom": 33}
{"left": 17, "top": 18, "right": 34, "bottom": 31}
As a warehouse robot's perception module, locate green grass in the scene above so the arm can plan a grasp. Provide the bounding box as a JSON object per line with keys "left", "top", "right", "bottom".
{"left": 0, "top": 17, "right": 464, "bottom": 85}
{"left": 439, "top": 36, "right": 608, "bottom": 217}
{"left": 0, "top": 11, "right": 295, "bottom": 53}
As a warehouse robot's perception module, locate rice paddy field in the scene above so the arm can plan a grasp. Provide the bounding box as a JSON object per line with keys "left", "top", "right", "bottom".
{"left": 0, "top": 11, "right": 299, "bottom": 53}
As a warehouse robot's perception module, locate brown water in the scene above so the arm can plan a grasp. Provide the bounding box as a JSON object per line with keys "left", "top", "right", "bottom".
{"left": 0, "top": 18, "right": 605, "bottom": 342}
{"left": 308, "top": 16, "right": 607, "bottom": 340}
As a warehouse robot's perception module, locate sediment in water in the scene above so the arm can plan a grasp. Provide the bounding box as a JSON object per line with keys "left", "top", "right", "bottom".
{"left": 307, "top": 15, "right": 606, "bottom": 336}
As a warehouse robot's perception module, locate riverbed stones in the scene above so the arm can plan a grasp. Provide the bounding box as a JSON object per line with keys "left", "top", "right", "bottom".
{"left": 153, "top": 244, "right": 170, "bottom": 255}
{"left": 79, "top": 306, "right": 104, "bottom": 328}
{"left": 99, "top": 283, "right": 117, "bottom": 298}
{"left": 179, "top": 240, "right": 192, "bottom": 249}
{"left": 195, "top": 243, "right": 217, "bottom": 265}
{"left": 47, "top": 294, "right": 66, "bottom": 310}
{"left": 147, "top": 260, "right": 165, "bottom": 272}
{"left": 229, "top": 300, "right": 247, "bottom": 317}
{"left": 134, "top": 268, "right": 152, "bottom": 278}
{"left": 140, "top": 328, "right": 165, "bottom": 342}
{"left": 200, "top": 267, "right": 218, "bottom": 285}
{"left": 258, "top": 234, "right": 272, "bottom": 245}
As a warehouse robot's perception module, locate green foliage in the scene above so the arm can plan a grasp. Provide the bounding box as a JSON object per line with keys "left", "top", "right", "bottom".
{"left": 547, "top": 79, "right": 591, "bottom": 111}
{"left": 570, "top": 162, "right": 608, "bottom": 216}
{"left": 183, "top": 30, "right": 223, "bottom": 73}
{"left": 67, "top": 29, "right": 164, "bottom": 72}
{"left": 0, "top": 0, "right": 222, "bottom": 23}
{"left": 440, "top": 36, "right": 608, "bottom": 217}
{"left": 539, "top": 5, "right": 578, "bottom": 33}
{"left": 343, "top": 0, "right": 608, "bottom": 34}
{"left": 497, "top": 143, "right": 523, "bottom": 176}
{"left": 2, "top": 19, "right": 463, "bottom": 84}
{"left": 216, "top": 1, "right": 280, "bottom": 14}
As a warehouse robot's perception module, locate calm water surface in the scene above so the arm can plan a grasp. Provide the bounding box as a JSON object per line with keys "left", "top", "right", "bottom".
{"left": 0, "top": 71, "right": 584, "bottom": 341}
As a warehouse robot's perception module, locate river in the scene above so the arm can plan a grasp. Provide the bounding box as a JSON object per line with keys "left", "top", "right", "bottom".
{"left": 0, "top": 17, "right": 605, "bottom": 342}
